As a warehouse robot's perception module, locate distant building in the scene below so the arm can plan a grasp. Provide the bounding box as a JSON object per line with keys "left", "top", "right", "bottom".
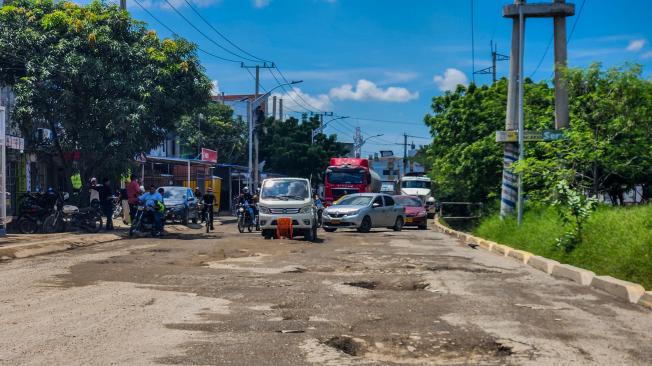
{"left": 369, "top": 151, "right": 425, "bottom": 182}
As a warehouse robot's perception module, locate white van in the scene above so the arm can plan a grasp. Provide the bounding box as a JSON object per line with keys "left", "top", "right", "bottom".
{"left": 257, "top": 178, "right": 318, "bottom": 241}
{"left": 399, "top": 175, "right": 436, "bottom": 218}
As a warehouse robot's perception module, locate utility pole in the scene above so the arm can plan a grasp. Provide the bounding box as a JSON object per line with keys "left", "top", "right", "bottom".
{"left": 354, "top": 128, "right": 362, "bottom": 158}
{"left": 499, "top": 0, "right": 574, "bottom": 222}
{"left": 403, "top": 133, "right": 408, "bottom": 177}
{"left": 120, "top": 0, "right": 126, "bottom": 10}
{"left": 473, "top": 41, "right": 510, "bottom": 83}
{"left": 272, "top": 96, "right": 277, "bottom": 120}
{"left": 241, "top": 62, "right": 274, "bottom": 189}
{"left": 278, "top": 98, "right": 283, "bottom": 121}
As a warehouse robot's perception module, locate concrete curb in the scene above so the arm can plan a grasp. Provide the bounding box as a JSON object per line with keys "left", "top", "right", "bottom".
{"left": 0, "top": 224, "right": 196, "bottom": 262}
{"left": 639, "top": 292, "right": 652, "bottom": 310}
{"left": 433, "top": 219, "right": 650, "bottom": 308}
{"left": 591, "top": 276, "right": 645, "bottom": 304}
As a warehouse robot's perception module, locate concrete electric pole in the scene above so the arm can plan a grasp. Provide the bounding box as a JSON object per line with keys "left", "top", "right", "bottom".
{"left": 499, "top": 0, "right": 574, "bottom": 222}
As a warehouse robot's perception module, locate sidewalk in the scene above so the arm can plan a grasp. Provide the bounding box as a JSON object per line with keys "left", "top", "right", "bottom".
{"left": 0, "top": 219, "right": 200, "bottom": 262}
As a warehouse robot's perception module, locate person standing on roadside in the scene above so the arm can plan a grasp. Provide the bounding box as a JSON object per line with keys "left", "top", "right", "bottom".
{"left": 89, "top": 178, "right": 100, "bottom": 206}
{"left": 120, "top": 181, "right": 130, "bottom": 225}
{"left": 126, "top": 175, "right": 140, "bottom": 221}
{"left": 98, "top": 178, "right": 114, "bottom": 230}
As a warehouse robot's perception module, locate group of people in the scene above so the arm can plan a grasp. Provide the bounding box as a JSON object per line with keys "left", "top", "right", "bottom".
{"left": 89, "top": 175, "right": 217, "bottom": 236}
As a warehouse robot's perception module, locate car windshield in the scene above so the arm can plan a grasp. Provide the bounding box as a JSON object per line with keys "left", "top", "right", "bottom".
{"left": 394, "top": 196, "right": 423, "bottom": 207}
{"left": 401, "top": 180, "right": 430, "bottom": 189}
{"left": 327, "top": 170, "right": 365, "bottom": 184}
{"left": 261, "top": 180, "right": 309, "bottom": 200}
{"left": 162, "top": 188, "right": 185, "bottom": 200}
{"left": 335, "top": 196, "right": 372, "bottom": 206}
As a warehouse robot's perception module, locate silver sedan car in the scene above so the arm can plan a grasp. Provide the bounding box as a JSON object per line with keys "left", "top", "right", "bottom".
{"left": 322, "top": 193, "right": 405, "bottom": 233}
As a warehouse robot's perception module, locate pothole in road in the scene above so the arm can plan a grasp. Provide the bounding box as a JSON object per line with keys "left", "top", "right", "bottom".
{"left": 324, "top": 336, "right": 367, "bottom": 356}
{"left": 344, "top": 280, "right": 429, "bottom": 291}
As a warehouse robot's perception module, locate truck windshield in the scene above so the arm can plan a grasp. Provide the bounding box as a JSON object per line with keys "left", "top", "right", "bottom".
{"left": 401, "top": 180, "right": 430, "bottom": 189}
{"left": 327, "top": 170, "right": 365, "bottom": 184}
{"left": 261, "top": 180, "right": 309, "bottom": 200}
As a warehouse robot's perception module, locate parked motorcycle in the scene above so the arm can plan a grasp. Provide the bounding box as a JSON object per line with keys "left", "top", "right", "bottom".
{"left": 129, "top": 205, "right": 157, "bottom": 237}
{"left": 237, "top": 202, "right": 254, "bottom": 233}
{"left": 42, "top": 193, "right": 103, "bottom": 233}
{"left": 15, "top": 192, "right": 57, "bottom": 234}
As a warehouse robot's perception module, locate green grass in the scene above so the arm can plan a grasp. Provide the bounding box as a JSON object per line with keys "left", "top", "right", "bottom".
{"left": 473, "top": 204, "right": 652, "bottom": 289}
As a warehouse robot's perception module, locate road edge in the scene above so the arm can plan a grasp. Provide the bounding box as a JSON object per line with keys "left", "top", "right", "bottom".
{"left": 433, "top": 219, "right": 651, "bottom": 310}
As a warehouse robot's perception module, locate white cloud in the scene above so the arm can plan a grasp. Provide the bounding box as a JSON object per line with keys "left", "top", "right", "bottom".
{"left": 642, "top": 51, "right": 652, "bottom": 59}
{"left": 329, "top": 79, "right": 419, "bottom": 102}
{"left": 433, "top": 68, "right": 468, "bottom": 92}
{"left": 271, "top": 87, "right": 332, "bottom": 112}
{"left": 253, "top": 0, "right": 270, "bottom": 8}
{"left": 626, "top": 39, "right": 647, "bottom": 52}
{"left": 211, "top": 80, "right": 220, "bottom": 95}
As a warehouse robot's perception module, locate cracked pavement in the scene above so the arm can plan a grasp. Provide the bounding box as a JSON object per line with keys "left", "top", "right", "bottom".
{"left": 1, "top": 221, "right": 651, "bottom": 365}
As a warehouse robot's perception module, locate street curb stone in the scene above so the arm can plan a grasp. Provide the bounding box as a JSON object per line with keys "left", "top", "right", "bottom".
{"left": 492, "top": 244, "right": 512, "bottom": 256}
{"left": 508, "top": 249, "right": 533, "bottom": 264}
{"left": 591, "top": 276, "right": 645, "bottom": 303}
{"left": 528, "top": 256, "right": 559, "bottom": 274}
{"left": 552, "top": 264, "right": 595, "bottom": 286}
{"left": 639, "top": 292, "right": 652, "bottom": 310}
{"left": 433, "top": 219, "right": 649, "bottom": 309}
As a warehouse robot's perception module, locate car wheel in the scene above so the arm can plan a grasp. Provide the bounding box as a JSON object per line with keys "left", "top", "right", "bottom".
{"left": 393, "top": 217, "right": 404, "bottom": 232}
{"left": 323, "top": 227, "right": 337, "bottom": 233}
{"left": 357, "top": 216, "right": 372, "bottom": 233}
{"left": 237, "top": 217, "right": 245, "bottom": 233}
{"left": 262, "top": 229, "right": 274, "bottom": 239}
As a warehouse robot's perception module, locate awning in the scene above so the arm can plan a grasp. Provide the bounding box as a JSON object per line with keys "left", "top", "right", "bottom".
{"left": 145, "top": 155, "right": 214, "bottom": 167}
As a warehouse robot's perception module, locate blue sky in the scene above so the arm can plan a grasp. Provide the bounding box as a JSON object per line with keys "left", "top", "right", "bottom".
{"left": 127, "top": 0, "right": 652, "bottom": 157}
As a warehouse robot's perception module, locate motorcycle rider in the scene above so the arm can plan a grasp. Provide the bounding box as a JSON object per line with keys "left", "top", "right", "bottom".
{"left": 202, "top": 187, "right": 216, "bottom": 230}
{"left": 138, "top": 184, "right": 164, "bottom": 236}
{"left": 237, "top": 187, "right": 254, "bottom": 222}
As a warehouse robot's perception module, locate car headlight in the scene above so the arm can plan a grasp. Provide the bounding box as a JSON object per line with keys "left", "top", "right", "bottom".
{"left": 300, "top": 205, "right": 312, "bottom": 214}
{"left": 259, "top": 205, "right": 271, "bottom": 214}
{"left": 345, "top": 210, "right": 359, "bottom": 216}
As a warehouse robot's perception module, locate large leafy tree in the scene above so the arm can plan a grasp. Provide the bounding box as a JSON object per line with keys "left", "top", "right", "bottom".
{"left": 424, "top": 79, "right": 554, "bottom": 203}
{"left": 258, "top": 116, "right": 350, "bottom": 182}
{"left": 177, "top": 101, "right": 248, "bottom": 164}
{"left": 0, "top": 0, "right": 212, "bottom": 188}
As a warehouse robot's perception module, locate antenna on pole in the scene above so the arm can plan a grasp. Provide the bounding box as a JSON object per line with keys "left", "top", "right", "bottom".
{"left": 473, "top": 41, "right": 510, "bottom": 83}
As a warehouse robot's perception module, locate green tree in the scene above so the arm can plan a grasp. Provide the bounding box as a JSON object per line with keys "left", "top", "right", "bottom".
{"left": 258, "top": 116, "right": 349, "bottom": 182}
{"left": 177, "top": 101, "right": 248, "bottom": 164}
{"left": 0, "top": 0, "right": 212, "bottom": 188}
{"left": 516, "top": 64, "right": 652, "bottom": 204}
{"left": 423, "top": 80, "right": 554, "bottom": 203}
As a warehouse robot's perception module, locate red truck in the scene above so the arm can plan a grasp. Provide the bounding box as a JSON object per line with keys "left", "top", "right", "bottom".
{"left": 324, "top": 157, "right": 381, "bottom": 205}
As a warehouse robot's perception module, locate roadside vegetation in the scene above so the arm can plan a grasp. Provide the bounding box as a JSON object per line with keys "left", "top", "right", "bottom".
{"left": 474, "top": 204, "right": 652, "bottom": 289}
{"left": 424, "top": 63, "right": 651, "bottom": 287}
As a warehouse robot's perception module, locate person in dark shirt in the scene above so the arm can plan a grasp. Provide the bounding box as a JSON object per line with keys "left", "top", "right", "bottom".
{"left": 98, "top": 177, "right": 114, "bottom": 230}
{"left": 202, "top": 187, "right": 215, "bottom": 230}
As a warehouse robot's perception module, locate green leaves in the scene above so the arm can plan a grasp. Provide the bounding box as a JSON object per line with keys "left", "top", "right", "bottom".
{"left": 1, "top": 0, "right": 212, "bottom": 185}
{"left": 552, "top": 180, "right": 598, "bottom": 252}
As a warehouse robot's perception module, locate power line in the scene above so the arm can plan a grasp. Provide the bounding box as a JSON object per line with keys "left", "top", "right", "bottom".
{"left": 274, "top": 66, "right": 327, "bottom": 113}
{"left": 183, "top": 0, "right": 272, "bottom": 64}
{"left": 530, "top": 0, "right": 586, "bottom": 79}
{"left": 267, "top": 68, "right": 313, "bottom": 113}
{"left": 162, "top": 0, "right": 250, "bottom": 63}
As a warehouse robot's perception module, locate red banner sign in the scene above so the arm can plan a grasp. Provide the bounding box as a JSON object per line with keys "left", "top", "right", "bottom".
{"left": 201, "top": 148, "right": 217, "bottom": 163}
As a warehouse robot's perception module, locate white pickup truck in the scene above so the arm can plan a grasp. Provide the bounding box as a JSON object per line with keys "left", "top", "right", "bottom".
{"left": 257, "top": 178, "right": 319, "bottom": 241}
{"left": 399, "top": 175, "right": 436, "bottom": 218}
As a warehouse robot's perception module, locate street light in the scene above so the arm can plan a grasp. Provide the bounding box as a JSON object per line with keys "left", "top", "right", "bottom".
{"left": 248, "top": 80, "right": 303, "bottom": 190}
{"left": 311, "top": 116, "right": 349, "bottom": 144}
{"left": 355, "top": 134, "right": 383, "bottom": 158}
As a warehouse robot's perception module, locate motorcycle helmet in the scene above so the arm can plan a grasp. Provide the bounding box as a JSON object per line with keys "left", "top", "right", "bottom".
{"left": 243, "top": 187, "right": 249, "bottom": 193}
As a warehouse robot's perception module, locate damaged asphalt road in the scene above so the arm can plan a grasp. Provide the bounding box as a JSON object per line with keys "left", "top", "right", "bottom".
{"left": 1, "top": 222, "right": 651, "bottom": 365}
